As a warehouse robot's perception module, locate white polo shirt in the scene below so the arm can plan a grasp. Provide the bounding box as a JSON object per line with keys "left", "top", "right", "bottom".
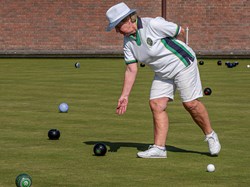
{"left": 123, "top": 17, "right": 196, "bottom": 79}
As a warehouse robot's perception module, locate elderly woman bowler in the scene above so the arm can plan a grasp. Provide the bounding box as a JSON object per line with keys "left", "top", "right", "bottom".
{"left": 106, "top": 2, "right": 221, "bottom": 158}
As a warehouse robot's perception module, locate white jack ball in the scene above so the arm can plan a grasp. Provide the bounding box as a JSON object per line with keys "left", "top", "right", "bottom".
{"left": 207, "top": 164, "right": 215, "bottom": 172}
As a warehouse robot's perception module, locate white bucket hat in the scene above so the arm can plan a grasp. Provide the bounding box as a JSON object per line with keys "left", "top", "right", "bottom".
{"left": 106, "top": 2, "right": 136, "bottom": 31}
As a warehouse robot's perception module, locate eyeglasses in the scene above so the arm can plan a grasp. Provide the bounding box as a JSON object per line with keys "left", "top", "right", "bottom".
{"left": 116, "top": 17, "right": 129, "bottom": 29}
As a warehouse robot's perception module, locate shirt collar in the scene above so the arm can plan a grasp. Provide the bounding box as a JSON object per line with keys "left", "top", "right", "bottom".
{"left": 128, "top": 17, "right": 142, "bottom": 46}
{"left": 137, "top": 17, "right": 143, "bottom": 29}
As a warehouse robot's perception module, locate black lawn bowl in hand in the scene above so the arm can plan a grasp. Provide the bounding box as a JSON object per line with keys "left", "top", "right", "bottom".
{"left": 48, "top": 129, "right": 60, "bottom": 140}
{"left": 140, "top": 63, "right": 145, "bottom": 67}
{"left": 199, "top": 60, "right": 204, "bottom": 65}
{"left": 93, "top": 143, "right": 107, "bottom": 156}
{"left": 15, "top": 173, "right": 32, "bottom": 187}
{"left": 217, "top": 60, "right": 222, "bottom": 65}
{"left": 204, "top": 87, "right": 212, "bottom": 96}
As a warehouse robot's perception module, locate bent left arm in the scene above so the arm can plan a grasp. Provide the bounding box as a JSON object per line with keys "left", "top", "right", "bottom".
{"left": 176, "top": 27, "right": 186, "bottom": 43}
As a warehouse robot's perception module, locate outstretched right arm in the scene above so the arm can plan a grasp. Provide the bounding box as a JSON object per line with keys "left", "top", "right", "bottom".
{"left": 116, "top": 63, "right": 138, "bottom": 115}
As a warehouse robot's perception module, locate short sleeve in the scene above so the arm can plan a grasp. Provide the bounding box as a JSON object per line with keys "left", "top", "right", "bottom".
{"left": 149, "top": 17, "right": 181, "bottom": 38}
{"left": 123, "top": 38, "right": 138, "bottom": 65}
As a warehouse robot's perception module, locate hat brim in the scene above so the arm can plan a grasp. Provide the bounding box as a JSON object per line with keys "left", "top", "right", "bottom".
{"left": 106, "top": 9, "right": 136, "bottom": 31}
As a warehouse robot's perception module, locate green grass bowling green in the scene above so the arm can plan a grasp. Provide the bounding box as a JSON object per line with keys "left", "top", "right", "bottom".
{"left": 0, "top": 58, "right": 249, "bottom": 186}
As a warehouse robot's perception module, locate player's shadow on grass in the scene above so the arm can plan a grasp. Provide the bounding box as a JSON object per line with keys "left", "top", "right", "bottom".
{"left": 84, "top": 141, "right": 211, "bottom": 156}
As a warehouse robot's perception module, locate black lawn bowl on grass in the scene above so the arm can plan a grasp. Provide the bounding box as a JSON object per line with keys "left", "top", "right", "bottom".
{"left": 93, "top": 143, "right": 107, "bottom": 156}
{"left": 232, "top": 62, "right": 238, "bottom": 67}
{"left": 75, "top": 62, "right": 80, "bottom": 68}
{"left": 140, "top": 63, "right": 145, "bottom": 67}
{"left": 204, "top": 87, "right": 212, "bottom": 96}
{"left": 48, "top": 129, "right": 60, "bottom": 140}
{"left": 15, "top": 173, "right": 32, "bottom": 187}
{"left": 227, "top": 63, "right": 234, "bottom": 68}
{"left": 217, "top": 60, "right": 222, "bottom": 66}
{"left": 225, "top": 62, "right": 238, "bottom": 68}
{"left": 199, "top": 60, "right": 204, "bottom": 65}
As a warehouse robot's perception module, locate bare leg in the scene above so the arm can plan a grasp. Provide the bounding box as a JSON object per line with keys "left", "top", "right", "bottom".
{"left": 149, "top": 97, "right": 169, "bottom": 146}
{"left": 183, "top": 99, "right": 212, "bottom": 135}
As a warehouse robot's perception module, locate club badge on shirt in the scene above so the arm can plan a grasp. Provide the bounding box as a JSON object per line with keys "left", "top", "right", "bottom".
{"left": 147, "top": 37, "right": 153, "bottom": 46}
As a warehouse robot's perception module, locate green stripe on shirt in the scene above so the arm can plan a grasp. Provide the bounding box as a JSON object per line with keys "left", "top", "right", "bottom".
{"left": 161, "top": 39, "right": 190, "bottom": 67}
{"left": 174, "top": 25, "right": 180, "bottom": 38}
{"left": 125, "top": 60, "right": 138, "bottom": 65}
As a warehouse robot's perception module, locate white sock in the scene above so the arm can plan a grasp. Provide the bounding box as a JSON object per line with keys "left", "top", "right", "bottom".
{"left": 206, "top": 130, "right": 214, "bottom": 137}
{"left": 154, "top": 145, "right": 166, "bottom": 150}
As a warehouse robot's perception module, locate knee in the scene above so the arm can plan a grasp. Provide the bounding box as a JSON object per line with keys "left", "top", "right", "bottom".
{"left": 183, "top": 100, "right": 199, "bottom": 112}
{"left": 149, "top": 98, "right": 168, "bottom": 113}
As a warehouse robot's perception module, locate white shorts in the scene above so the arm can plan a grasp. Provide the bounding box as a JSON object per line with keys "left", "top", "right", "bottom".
{"left": 150, "top": 60, "right": 203, "bottom": 102}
